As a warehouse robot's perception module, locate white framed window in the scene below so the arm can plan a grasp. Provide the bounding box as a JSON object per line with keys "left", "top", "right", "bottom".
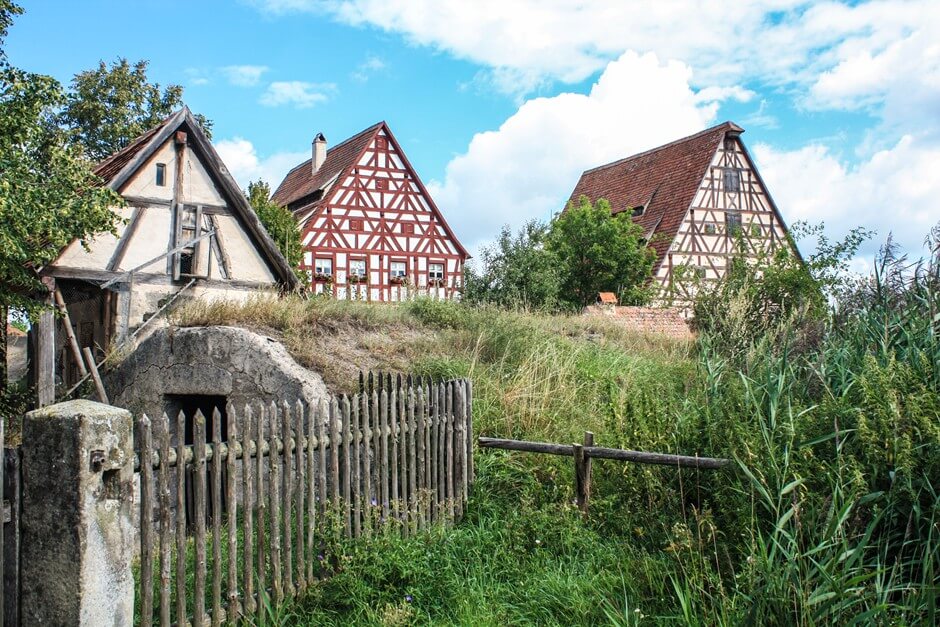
{"left": 429, "top": 263, "right": 444, "bottom": 280}
{"left": 390, "top": 261, "right": 407, "bottom": 278}
{"left": 156, "top": 163, "right": 166, "bottom": 186}
{"left": 349, "top": 259, "right": 367, "bottom": 277}
{"left": 314, "top": 258, "right": 332, "bottom": 276}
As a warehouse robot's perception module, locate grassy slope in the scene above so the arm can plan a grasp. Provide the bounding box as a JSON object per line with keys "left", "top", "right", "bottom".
{"left": 173, "top": 296, "right": 939, "bottom": 626}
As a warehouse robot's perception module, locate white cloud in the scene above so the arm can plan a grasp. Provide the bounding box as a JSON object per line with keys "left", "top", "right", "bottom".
{"left": 221, "top": 64, "right": 269, "bottom": 87}
{"left": 252, "top": 0, "right": 940, "bottom": 128}
{"left": 754, "top": 136, "right": 940, "bottom": 259}
{"left": 351, "top": 55, "right": 386, "bottom": 82}
{"left": 427, "top": 51, "right": 714, "bottom": 253}
{"left": 214, "top": 137, "right": 307, "bottom": 190}
{"left": 259, "top": 81, "right": 336, "bottom": 108}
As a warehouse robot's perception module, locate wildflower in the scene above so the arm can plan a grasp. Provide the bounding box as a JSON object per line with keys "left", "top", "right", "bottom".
{"left": 535, "top": 539, "right": 541, "bottom": 545}
{"left": 371, "top": 498, "right": 378, "bottom": 506}
{"left": 405, "top": 595, "right": 413, "bottom": 603}
{"left": 317, "top": 553, "right": 324, "bottom": 561}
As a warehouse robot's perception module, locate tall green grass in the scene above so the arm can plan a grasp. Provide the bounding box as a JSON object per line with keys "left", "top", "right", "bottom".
{"left": 172, "top": 250, "right": 938, "bottom": 625}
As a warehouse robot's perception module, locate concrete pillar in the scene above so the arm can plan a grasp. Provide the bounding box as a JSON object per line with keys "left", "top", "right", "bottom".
{"left": 21, "top": 400, "right": 135, "bottom": 626}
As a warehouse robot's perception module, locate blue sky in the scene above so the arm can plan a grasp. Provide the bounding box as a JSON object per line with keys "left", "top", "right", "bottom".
{"left": 8, "top": 1, "right": 939, "bottom": 263}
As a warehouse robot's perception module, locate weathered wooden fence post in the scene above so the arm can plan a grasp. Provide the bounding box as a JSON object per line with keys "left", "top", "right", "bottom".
{"left": 574, "top": 431, "right": 594, "bottom": 516}
{"left": 21, "top": 400, "right": 135, "bottom": 626}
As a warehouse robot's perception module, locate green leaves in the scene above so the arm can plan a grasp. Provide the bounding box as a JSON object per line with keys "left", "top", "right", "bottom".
{"left": 59, "top": 58, "right": 212, "bottom": 161}
{"left": 247, "top": 180, "right": 304, "bottom": 280}
{"left": 546, "top": 196, "right": 656, "bottom": 309}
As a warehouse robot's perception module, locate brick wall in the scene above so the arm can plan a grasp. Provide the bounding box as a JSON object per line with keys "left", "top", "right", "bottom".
{"left": 583, "top": 305, "right": 694, "bottom": 340}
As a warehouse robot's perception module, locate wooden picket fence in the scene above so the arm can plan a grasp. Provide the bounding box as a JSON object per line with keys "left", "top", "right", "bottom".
{"left": 135, "top": 376, "right": 473, "bottom": 626}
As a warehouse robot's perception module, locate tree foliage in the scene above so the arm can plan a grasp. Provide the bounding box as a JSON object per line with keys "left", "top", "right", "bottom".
{"left": 464, "top": 220, "right": 559, "bottom": 309}
{"left": 0, "top": 1, "right": 121, "bottom": 314}
{"left": 546, "top": 196, "right": 655, "bottom": 308}
{"left": 247, "top": 180, "right": 304, "bottom": 280}
{"left": 59, "top": 58, "right": 212, "bottom": 161}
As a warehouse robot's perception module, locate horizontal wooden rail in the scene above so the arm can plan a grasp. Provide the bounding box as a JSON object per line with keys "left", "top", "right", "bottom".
{"left": 477, "top": 437, "right": 730, "bottom": 469}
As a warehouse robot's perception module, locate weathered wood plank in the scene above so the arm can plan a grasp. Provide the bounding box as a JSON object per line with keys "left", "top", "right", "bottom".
{"left": 363, "top": 392, "right": 373, "bottom": 538}
{"left": 305, "top": 401, "right": 316, "bottom": 584}
{"left": 139, "top": 415, "right": 154, "bottom": 627}
{"left": 380, "top": 390, "right": 390, "bottom": 526}
{"left": 82, "top": 346, "right": 108, "bottom": 404}
{"left": 226, "top": 408, "right": 240, "bottom": 621}
{"left": 351, "top": 396, "right": 362, "bottom": 538}
{"left": 416, "top": 386, "right": 426, "bottom": 531}
{"left": 193, "top": 411, "right": 208, "bottom": 627}
{"left": 342, "top": 396, "right": 352, "bottom": 537}
{"left": 255, "top": 405, "right": 266, "bottom": 620}
{"left": 466, "top": 380, "right": 474, "bottom": 485}
{"left": 294, "top": 400, "right": 306, "bottom": 591}
{"left": 282, "top": 402, "right": 294, "bottom": 598}
{"left": 446, "top": 382, "right": 455, "bottom": 522}
{"left": 456, "top": 382, "right": 466, "bottom": 519}
{"left": 476, "top": 438, "right": 731, "bottom": 469}
{"left": 158, "top": 414, "right": 172, "bottom": 626}
{"left": 317, "top": 399, "right": 328, "bottom": 523}
{"left": 389, "top": 389, "right": 400, "bottom": 529}
{"left": 407, "top": 388, "right": 418, "bottom": 536}
{"left": 242, "top": 406, "right": 256, "bottom": 616}
{"left": 211, "top": 409, "right": 223, "bottom": 627}
{"left": 330, "top": 398, "right": 341, "bottom": 516}
{"left": 269, "top": 402, "right": 282, "bottom": 604}
{"left": 435, "top": 383, "right": 445, "bottom": 522}
{"left": 174, "top": 411, "right": 187, "bottom": 625}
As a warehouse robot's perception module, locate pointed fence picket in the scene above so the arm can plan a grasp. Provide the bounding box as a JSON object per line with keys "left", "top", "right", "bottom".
{"left": 134, "top": 374, "right": 473, "bottom": 626}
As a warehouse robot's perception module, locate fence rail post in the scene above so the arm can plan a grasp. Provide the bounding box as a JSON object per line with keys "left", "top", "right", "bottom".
{"left": 21, "top": 400, "right": 135, "bottom": 626}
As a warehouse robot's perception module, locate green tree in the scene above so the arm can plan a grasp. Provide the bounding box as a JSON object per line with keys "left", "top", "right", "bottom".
{"left": 465, "top": 220, "right": 560, "bottom": 309}
{"left": 0, "top": 0, "right": 121, "bottom": 314}
{"left": 546, "top": 196, "right": 656, "bottom": 309}
{"left": 59, "top": 58, "right": 212, "bottom": 161}
{"left": 247, "top": 180, "right": 304, "bottom": 280}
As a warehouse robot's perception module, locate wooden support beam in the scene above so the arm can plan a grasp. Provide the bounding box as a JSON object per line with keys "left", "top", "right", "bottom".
{"left": 82, "top": 347, "right": 108, "bottom": 404}
{"left": 477, "top": 436, "right": 730, "bottom": 470}
{"left": 36, "top": 302, "right": 55, "bottom": 408}
{"left": 53, "top": 288, "right": 88, "bottom": 378}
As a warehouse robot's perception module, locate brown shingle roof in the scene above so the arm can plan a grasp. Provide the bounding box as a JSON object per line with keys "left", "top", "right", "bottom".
{"left": 567, "top": 121, "right": 742, "bottom": 270}
{"left": 271, "top": 122, "right": 384, "bottom": 209}
{"left": 93, "top": 114, "right": 175, "bottom": 183}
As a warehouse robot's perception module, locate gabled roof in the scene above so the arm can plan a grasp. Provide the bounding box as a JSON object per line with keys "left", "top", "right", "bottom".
{"left": 271, "top": 122, "right": 383, "bottom": 209}
{"left": 91, "top": 107, "right": 299, "bottom": 288}
{"left": 272, "top": 121, "right": 470, "bottom": 259}
{"left": 567, "top": 121, "right": 742, "bottom": 270}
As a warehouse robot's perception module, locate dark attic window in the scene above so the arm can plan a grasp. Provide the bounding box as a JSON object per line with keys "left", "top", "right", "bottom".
{"left": 156, "top": 163, "right": 166, "bottom": 186}
{"left": 631, "top": 206, "right": 645, "bottom": 218}
{"left": 724, "top": 168, "right": 741, "bottom": 193}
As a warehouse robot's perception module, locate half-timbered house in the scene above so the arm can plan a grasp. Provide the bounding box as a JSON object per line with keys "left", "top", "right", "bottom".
{"left": 567, "top": 121, "right": 797, "bottom": 303}
{"left": 33, "top": 107, "right": 298, "bottom": 404}
{"left": 272, "top": 122, "right": 469, "bottom": 301}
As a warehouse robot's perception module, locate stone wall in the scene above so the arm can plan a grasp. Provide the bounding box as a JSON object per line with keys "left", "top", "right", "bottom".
{"left": 583, "top": 305, "right": 694, "bottom": 340}
{"left": 104, "top": 325, "right": 329, "bottom": 423}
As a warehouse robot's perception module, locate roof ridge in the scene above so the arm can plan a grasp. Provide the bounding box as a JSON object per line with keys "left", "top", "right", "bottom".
{"left": 279, "top": 121, "right": 384, "bottom": 179}
{"left": 93, "top": 109, "right": 181, "bottom": 172}
{"left": 582, "top": 121, "right": 740, "bottom": 175}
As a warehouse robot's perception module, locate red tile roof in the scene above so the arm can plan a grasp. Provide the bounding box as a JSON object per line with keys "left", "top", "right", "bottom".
{"left": 567, "top": 121, "right": 742, "bottom": 271}
{"left": 271, "top": 122, "right": 384, "bottom": 210}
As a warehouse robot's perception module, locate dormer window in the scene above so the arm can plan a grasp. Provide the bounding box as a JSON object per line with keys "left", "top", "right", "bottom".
{"left": 631, "top": 206, "right": 645, "bottom": 218}
{"left": 156, "top": 163, "right": 166, "bottom": 187}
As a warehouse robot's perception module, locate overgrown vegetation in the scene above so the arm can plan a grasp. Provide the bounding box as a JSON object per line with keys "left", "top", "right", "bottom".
{"left": 173, "top": 225, "right": 939, "bottom": 624}
{"left": 466, "top": 196, "right": 655, "bottom": 311}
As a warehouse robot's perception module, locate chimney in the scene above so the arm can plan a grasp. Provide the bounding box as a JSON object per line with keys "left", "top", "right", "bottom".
{"left": 312, "top": 132, "right": 327, "bottom": 174}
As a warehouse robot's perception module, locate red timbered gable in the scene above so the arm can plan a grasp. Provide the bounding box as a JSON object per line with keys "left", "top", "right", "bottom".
{"left": 568, "top": 121, "right": 797, "bottom": 304}
{"left": 273, "top": 122, "right": 468, "bottom": 301}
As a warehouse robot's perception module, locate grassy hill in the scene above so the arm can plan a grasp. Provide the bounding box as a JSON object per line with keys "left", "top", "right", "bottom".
{"left": 173, "top": 290, "right": 939, "bottom": 625}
